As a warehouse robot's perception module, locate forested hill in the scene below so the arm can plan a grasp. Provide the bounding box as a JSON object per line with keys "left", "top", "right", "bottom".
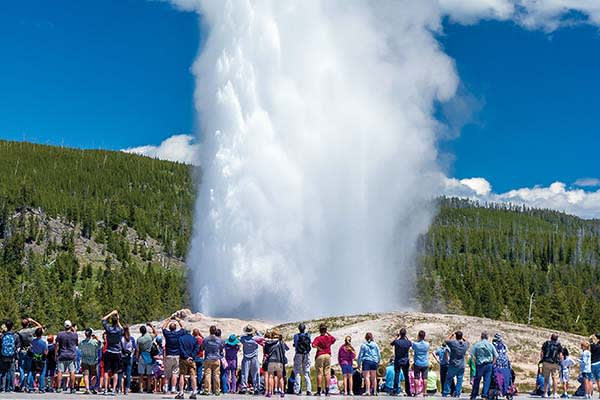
{"left": 418, "top": 197, "right": 600, "bottom": 335}
{"left": 0, "top": 140, "right": 194, "bottom": 330}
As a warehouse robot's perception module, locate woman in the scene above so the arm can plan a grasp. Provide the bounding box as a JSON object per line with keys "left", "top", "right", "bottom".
{"left": 492, "top": 333, "right": 511, "bottom": 396}
{"left": 357, "top": 332, "right": 381, "bottom": 396}
{"left": 581, "top": 341, "right": 593, "bottom": 400}
{"left": 411, "top": 330, "right": 430, "bottom": 396}
{"left": 119, "top": 325, "right": 136, "bottom": 395}
{"left": 338, "top": 335, "right": 356, "bottom": 395}
{"left": 264, "top": 329, "right": 289, "bottom": 398}
{"left": 224, "top": 334, "right": 241, "bottom": 393}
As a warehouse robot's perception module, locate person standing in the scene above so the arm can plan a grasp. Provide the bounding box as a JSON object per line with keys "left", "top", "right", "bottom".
{"left": 443, "top": 331, "right": 469, "bottom": 398}
{"left": 391, "top": 328, "right": 412, "bottom": 397}
{"left": 137, "top": 323, "right": 158, "bottom": 394}
{"left": 469, "top": 331, "right": 498, "bottom": 400}
{"left": 580, "top": 341, "right": 593, "bottom": 400}
{"left": 55, "top": 320, "right": 78, "bottom": 394}
{"left": 202, "top": 325, "right": 224, "bottom": 395}
{"left": 312, "top": 324, "right": 336, "bottom": 396}
{"left": 192, "top": 329, "right": 205, "bottom": 393}
{"left": 338, "top": 336, "right": 356, "bottom": 396}
{"left": 293, "top": 323, "right": 312, "bottom": 396}
{"left": 239, "top": 325, "right": 264, "bottom": 395}
{"left": 101, "top": 309, "right": 124, "bottom": 395}
{"left": 492, "top": 333, "right": 511, "bottom": 396}
{"left": 224, "top": 334, "right": 240, "bottom": 393}
{"left": 412, "top": 330, "right": 430, "bottom": 396}
{"left": 119, "top": 325, "right": 136, "bottom": 395}
{"left": 0, "top": 320, "right": 20, "bottom": 393}
{"left": 30, "top": 327, "right": 48, "bottom": 393}
{"left": 589, "top": 334, "right": 600, "bottom": 396}
{"left": 540, "top": 334, "right": 562, "bottom": 398}
{"left": 357, "top": 332, "right": 381, "bottom": 396}
{"left": 176, "top": 328, "right": 200, "bottom": 399}
{"left": 433, "top": 341, "right": 450, "bottom": 395}
{"left": 162, "top": 315, "right": 187, "bottom": 394}
{"left": 264, "top": 329, "right": 289, "bottom": 398}
{"left": 17, "top": 317, "right": 42, "bottom": 392}
{"left": 79, "top": 328, "right": 101, "bottom": 395}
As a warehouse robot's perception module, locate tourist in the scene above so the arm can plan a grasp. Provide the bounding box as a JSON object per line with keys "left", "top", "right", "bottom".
{"left": 443, "top": 330, "right": 469, "bottom": 398}
{"left": 202, "top": 325, "right": 224, "bottom": 395}
{"left": 240, "top": 325, "right": 263, "bottom": 395}
{"left": 119, "top": 325, "right": 136, "bottom": 395}
{"left": 79, "top": 328, "right": 101, "bottom": 394}
{"left": 46, "top": 335, "right": 56, "bottom": 392}
{"left": 29, "top": 327, "right": 47, "bottom": 393}
{"left": 215, "top": 329, "right": 228, "bottom": 393}
{"left": 264, "top": 329, "right": 289, "bottom": 398}
{"left": 176, "top": 327, "right": 200, "bottom": 399}
{"left": 312, "top": 323, "right": 336, "bottom": 396}
{"left": 358, "top": 332, "right": 381, "bottom": 396}
{"left": 560, "top": 347, "right": 576, "bottom": 398}
{"left": 492, "top": 333, "right": 511, "bottom": 396}
{"left": 383, "top": 358, "right": 396, "bottom": 394}
{"left": 540, "top": 333, "right": 562, "bottom": 398}
{"left": 426, "top": 365, "right": 438, "bottom": 395}
{"left": 328, "top": 368, "right": 340, "bottom": 395}
{"left": 469, "top": 331, "right": 498, "bottom": 400}
{"left": 412, "top": 330, "right": 430, "bottom": 397}
{"left": 391, "top": 328, "right": 412, "bottom": 396}
{"left": 433, "top": 341, "right": 450, "bottom": 394}
{"left": 293, "top": 323, "right": 312, "bottom": 395}
{"left": 338, "top": 335, "right": 356, "bottom": 396}
{"left": 590, "top": 334, "right": 600, "bottom": 395}
{"left": 162, "top": 315, "right": 187, "bottom": 394}
{"left": 192, "top": 328, "right": 205, "bottom": 392}
{"left": 137, "top": 323, "right": 157, "bottom": 394}
{"left": 224, "top": 334, "right": 240, "bottom": 393}
{"left": 101, "top": 309, "right": 124, "bottom": 395}
{"left": 56, "top": 320, "right": 78, "bottom": 394}
{"left": 580, "top": 341, "right": 592, "bottom": 399}
{"left": 0, "top": 319, "right": 19, "bottom": 393}
{"left": 17, "top": 317, "right": 42, "bottom": 392}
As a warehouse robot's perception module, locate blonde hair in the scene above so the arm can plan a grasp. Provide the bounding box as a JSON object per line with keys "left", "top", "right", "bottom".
{"left": 344, "top": 335, "right": 355, "bottom": 354}
{"left": 581, "top": 341, "right": 590, "bottom": 350}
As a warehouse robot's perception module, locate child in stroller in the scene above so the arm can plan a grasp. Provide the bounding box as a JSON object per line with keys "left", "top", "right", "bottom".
{"left": 488, "top": 368, "right": 517, "bottom": 400}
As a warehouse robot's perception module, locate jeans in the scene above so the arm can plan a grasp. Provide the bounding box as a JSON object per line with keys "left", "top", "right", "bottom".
{"left": 393, "top": 362, "right": 411, "bottom": 396}
{"left": 471, "top": 362, "right": 492, "bottom": 399}
{"left": 18, "top": 351, "right": 34, "bottom": 389}
{"left": 240, "top": 356, "right": 260, "bottom": 392}
{"left": 0, "top": 359, "right": 16, "bottom": 392}
{"left": 195, "top": 359, "right": 204, "bottom": 390}
{"left": 117, "top": 357, "right": 133, "bottom": 393}
{"left": 31, "top": 361, "right": 47, "bottom": 392}
{"left": 225, "top": 359, "right": 238, "bottom": 393}
{"left": 443, "top": 365, "right": 464, "bottom": 397}
{"left": 293, "top": 353, "right": 312, "bottom": 394}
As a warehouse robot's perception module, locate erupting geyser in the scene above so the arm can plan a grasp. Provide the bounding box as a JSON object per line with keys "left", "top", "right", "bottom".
{"left": 179, "top": 1, "right": 459, "bottom": 319}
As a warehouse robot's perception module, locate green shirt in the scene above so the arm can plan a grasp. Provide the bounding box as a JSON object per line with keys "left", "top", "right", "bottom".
{"left": 426, "top": 371, "right": 437, "bottom": 391}
{"left": 79, "top": 338, "right": 100, "bottom": 365}
{"left": 137, "top": 333, "right": 154, "bottom": 354}
{"left": 470, "top": 340, "right": 498, "bottom": 365}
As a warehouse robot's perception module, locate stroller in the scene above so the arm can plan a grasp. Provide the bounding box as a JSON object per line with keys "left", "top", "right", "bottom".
{"left": 488, "top": 368, "right": 517, "bottom": 400}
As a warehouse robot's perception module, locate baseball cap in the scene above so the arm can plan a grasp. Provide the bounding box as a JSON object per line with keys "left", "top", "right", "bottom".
{"left": 64, "top": 320, "right": 72, "bottom": 329}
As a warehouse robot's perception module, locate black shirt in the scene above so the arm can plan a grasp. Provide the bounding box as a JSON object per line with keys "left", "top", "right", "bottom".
{"left": 591, "top": 343, "right": 600, "bottom": 364}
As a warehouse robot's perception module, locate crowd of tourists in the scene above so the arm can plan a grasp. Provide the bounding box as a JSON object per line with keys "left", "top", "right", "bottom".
{"left": 1, "top": 313, "right": 599, "bottom": 400}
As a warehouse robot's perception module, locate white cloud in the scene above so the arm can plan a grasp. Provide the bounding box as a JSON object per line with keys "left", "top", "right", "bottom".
{"left": 444, "top": 176, "right": 600, "bottom": 219}
{"left": 122, "top": 134, "right": 199, "bottom": 165}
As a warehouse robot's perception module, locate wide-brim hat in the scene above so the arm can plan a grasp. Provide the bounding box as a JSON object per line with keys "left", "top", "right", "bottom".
{"left": 243, "top": 324, "right": 256, "bottom": 335}
{"left": 226, "top": 334, "right": 240, "bottom": 346}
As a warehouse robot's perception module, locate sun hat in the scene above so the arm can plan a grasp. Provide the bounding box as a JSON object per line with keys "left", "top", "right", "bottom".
{"left": 493, "top": 333, "right": 502, "bottom": 343}
{"left": 243, "top": 324, "right": 256, "bottom": 335}
{"left": 226, "top": 334, "right": 240, "bottom": 346}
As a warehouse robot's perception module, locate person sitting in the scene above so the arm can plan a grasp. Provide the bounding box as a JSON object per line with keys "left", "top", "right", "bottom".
{"left": 426, "top": 365, "right": 438, "bottom": 395}
{"left": 328, "top": 369, "right": 340, "bottom": 395}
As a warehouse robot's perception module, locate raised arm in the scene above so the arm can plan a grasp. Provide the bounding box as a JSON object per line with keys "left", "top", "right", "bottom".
{"left": 27, "top": 318, "right": 43, "bottom": 329}
{"left": 102, "top": 309, "right": 118, "bottom": 321}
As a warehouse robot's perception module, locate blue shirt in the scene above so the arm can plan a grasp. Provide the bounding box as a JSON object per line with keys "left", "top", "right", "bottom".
{"left": 179, "top": 333, "right": 200, "bottom": 360}
{"left": 102, "top": 320, "right": 124, "bottom": 354}
{"left": 385, "top": 365, "right": 396, "bottom": 389}
{"left": 31, "top": 338, "right": 47, "bottom": 355}
{"left": 436, "top": 346, "right": 448, "bottom": 366}
{"left": 204, "top": 335, "right": 224, "bottom": 361}
{"left": 163, "top": 328, "right": 187, "bottom": 357}
{"left": 470, "top": 340, "right": 498, "bottom": 365}
{"left": 240, "top": 334, "right": 261, "bottom": 359}
{"left": 412, "top": 340, "right": 430, "bottom": 367}
{"left": 358, "top": 341, "right": 381, "bottom": 365}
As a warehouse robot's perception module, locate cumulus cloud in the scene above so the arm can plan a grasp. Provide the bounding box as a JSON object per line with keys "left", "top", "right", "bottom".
{"left": 122, "top": 134, "right": 199, "bottom": 165}
{"left": 444, "top": 177, "right": 600, "bottom": 219}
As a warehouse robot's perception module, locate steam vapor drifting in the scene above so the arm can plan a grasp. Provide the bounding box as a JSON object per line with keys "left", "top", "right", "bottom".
{"left": 172, "top": 0, "right": 600, "bottom": 319}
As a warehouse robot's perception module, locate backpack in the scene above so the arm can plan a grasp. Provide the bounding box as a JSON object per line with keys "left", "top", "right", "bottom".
{"left": 1, "top": 333, "right": 16, "bottom": 358}
{"left": 296, "top": 333, "right": 311, "bottom": 355}
{"left": 543, "top": 341, "right": 561, "bottom": 363}
{"left": 150, "top": 340, "right": 160, "bottom": 358}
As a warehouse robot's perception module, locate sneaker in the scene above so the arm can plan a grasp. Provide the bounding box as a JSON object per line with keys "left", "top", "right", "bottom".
{"left": 175, "top": 393, "right": 185, "bottom": 399}
{"left": 71, "top": 388, "right": 77, "bottom": 394}
{"left": 281, "top": 393, "right": 285, "bottom": 398}
{"left": 84, "top": 389, "right": 91, "bottom": 395}
{"left": 307, "top": 392, "right": 313, "bottom": 396}
{"left": 266, "top": 394, "right": 272, "bottom": 398}
{"left": 190, "top": 394, "right": 198, "bottom": 400}
{"left": 92, "top": 389, "right": 98, "bottom": 394}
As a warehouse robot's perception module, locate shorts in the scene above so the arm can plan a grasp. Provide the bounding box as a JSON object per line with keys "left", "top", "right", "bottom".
{"left": 0, "top": 358, "right": 13, "bottom": 373}
{"left": 164, "top": 355, "right": 180, "bottom": 378}
{"left": 57, "top": 360, "right": 76, "bottom": 373}
{"left": 315, "top": 354, "right": 331, "bottom": 377}
{"left": 138, "top": 356, "right": 153, "bottom": 376}
{"left": 362, "top": 360, "right": 378, "bottom": 372}
{"left": 560, "top": 369, "right": 570, "bottom": 383}
{"left": 414, "top": 365, "right": 428, "bottom": 381}
{"left": 542, "top": 362, "right": 559, "bottom": 382}
{"left": 592, "top": 362, "right": 600, "bottom": 381}
{"left": 179, "top": 358, "right": 197, "bottom": 376}
{"left": 341, "top": 364, "right": 353, "bottom": 375}
{"left": 103, "top": 352, "right": 122, "bottom": 374}
{"left": 81, "top": 363, "right": 97, "bottom": 376}
{"left": 582, "top": 372, "right": 594, "bottom": 381}
{"left": 268, "top": 362, "right": 284, "bottom": 375}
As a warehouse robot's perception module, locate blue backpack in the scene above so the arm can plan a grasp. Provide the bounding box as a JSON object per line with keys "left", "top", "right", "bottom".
{"left": 1, "top": 333, "right": 16, "bottom": 358}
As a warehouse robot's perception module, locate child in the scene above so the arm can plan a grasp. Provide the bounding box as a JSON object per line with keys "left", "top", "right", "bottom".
{"left": 338, "top": 336, "right": 356, "bottom": 396}
{"left": 328, "top": 369, "right": 340, "bottom": 395}
{"left": 560, "top": 347, "right": 577, "bottom": 398}
{"left": 580, "top": 341, "right": 592, "bottom": 400}
{"left": 426, "top": 365, "right": 437, "bottom": 395}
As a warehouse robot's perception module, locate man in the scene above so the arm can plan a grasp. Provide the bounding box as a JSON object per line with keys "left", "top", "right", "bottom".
{"left": 176, "top": 328, "right": 200, "bottom": 399}
{"left": 0, "top": 320, "right": 20, "bottom": 393}
{"left": 17, "top": 317, "right": 42, "bottom": 392}
{"left": 443, "top": 331, "right": 469, "bottom": 398}
{"left": 202, "top": 325, "right": 224, "bottom": 395}
{"left": 162, "top": 315, "right": 187, "bottom": 394}
{"left": 30, "top": 327, "right": 48, "bottom": 393}
{"left": 239, "top": 325, "right": 264, "bottom": 395}
{"left": 192, "top": 329, "right": 205, "bottom": 393}
{"left": 102, "top": 309, "right": 124, "bottom": 395}
{"left": 292, "top": 323, "right": 312, "bottom": 395}
{"left": 469, "top": 331, "right": 498, "bottom": 400}
{"left": 312, "top": 323, "right": 336, "bottom": 396}
{"left": 590, "top": 334, "right": 600, "bottom": 396}
{"left": 540, "top": 333, "right": 562, "bottom": 398}
{"left": 55, "top": 320, "right": 78, "bottom": 394}
{"left": 137, "top": 323, "right": 158, "bottom": 394}
{"left": 433, "top": 341, "right": 451, "bottom": 395}
{"left": 391, "top": 328, "right": 412, "bottom": 397}
{"left": 79, "top": 328, "right": 101, "bottom": 394}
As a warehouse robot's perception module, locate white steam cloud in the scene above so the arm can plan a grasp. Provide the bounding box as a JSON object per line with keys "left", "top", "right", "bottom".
{"left": 122, "top": 134, "right": 199, "bottom": 165}
{"left": 172, "top": 0, "right": 600, "bottom": 319}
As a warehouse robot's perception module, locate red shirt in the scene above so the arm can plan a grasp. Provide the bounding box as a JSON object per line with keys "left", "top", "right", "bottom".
{"left": 312, "top": 334, "right": 336, "bottom": 358}
{"left": 195, "top": 336, "right": 205, "bottom": 358}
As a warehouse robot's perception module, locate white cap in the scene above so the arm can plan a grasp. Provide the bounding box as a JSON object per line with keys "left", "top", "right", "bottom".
{"left": 64, "top": 320, "right": 72, "bottom": 329}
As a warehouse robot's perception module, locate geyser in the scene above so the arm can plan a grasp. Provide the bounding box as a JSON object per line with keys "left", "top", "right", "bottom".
{"left": 182, "top": 1, "right": 459, "bottom": 319}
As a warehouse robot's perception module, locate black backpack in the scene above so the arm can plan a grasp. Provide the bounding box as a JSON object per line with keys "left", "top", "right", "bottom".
{"left": 542, "top": 341, "right": 561, "bottom": 363}
{"left": 296, "top": 333, "right": 311, "bottom": 355}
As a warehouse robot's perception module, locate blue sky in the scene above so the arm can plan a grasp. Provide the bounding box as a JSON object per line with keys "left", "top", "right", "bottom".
{"left": 0, "top": 1, "right": 599, "bottom": 196}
